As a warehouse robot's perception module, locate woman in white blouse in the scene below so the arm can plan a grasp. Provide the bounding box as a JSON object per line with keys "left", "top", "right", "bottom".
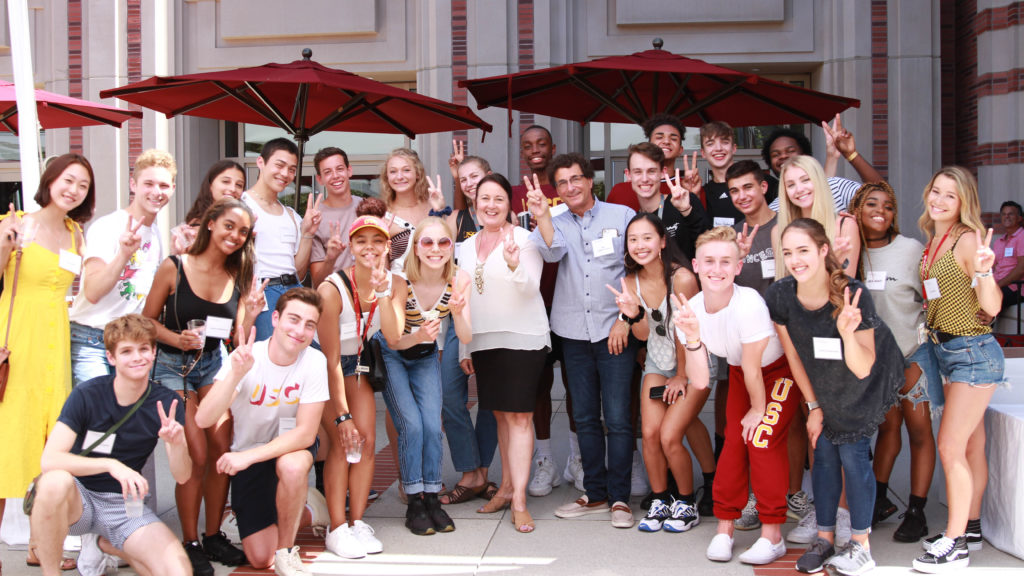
{"left": 459, "top": 174, "right": 550, "bottom": 533}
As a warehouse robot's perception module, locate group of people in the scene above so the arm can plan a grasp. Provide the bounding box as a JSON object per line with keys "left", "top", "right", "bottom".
{"left": 0, "top": 109, "right": 1009, "bottom": 576}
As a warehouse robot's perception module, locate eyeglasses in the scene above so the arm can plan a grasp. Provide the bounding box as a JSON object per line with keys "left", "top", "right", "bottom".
{"left": 418, "top": 236, "right": 453, "bottom": 249}
{"left": 650, "top": 309, "right": 667, "bottom": 337}
{"left": 555, "top": 175, "right": 587, "bottom": 191}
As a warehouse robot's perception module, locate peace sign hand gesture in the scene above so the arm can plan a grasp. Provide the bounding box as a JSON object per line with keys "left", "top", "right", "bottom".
{"left": 325, "top": 221, "right": 347, "bottom": 262}
{"left": 974, "top": 228, "right": 996, "bottom": 274}
{"left": 670, "top": 291, "right": 701, "bottom": 342}
{"left": 0, "top": 203, "right": 24, "bottom": 250}
{"left": 426, "top": 174, "right": 446, "bottom": 212}
{"left": 246, "top": 279, "right": 269, "bottom": 318}
{"left": 501, "top": 227, "right": 520, "bottom": 270}
{"left": 118, "top": 216, "right": 144, "bottom": 258}
{"left": 666, "top": 168, "right": 692, "bottom": 215}
{"left": 301, "top": 192, "right": 323, "bottom": 236}
{"left": 448, "top": 140, "right": 466, "bottom": 179}
{"left": 157, "top": 399, "right": 185, "bottom": 446}
{"left": 230, "top": 326, "right": 257, "bottom": 375}
{"left": 606, "top": 277, "right": 640, "bottom": 318}
{"left": 679, "top": 151, "right": 703, "bottom": 194}
{"left": 836, "top": 286, "right": 863, "bottom": 337}
{"left": 370, "top": 243, "right": 392, "bottom": 293}
{"left": 448, "top": 274, "right": 470, "bottom": 316}
{"left": 524, "top": 174, "right": 550, "bottom": 221}
{"left": 737, "top": 222, "right": 760, "bottom": 260}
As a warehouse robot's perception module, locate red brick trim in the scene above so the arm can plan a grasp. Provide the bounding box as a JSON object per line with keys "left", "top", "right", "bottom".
{"left": 68, "top": 0, "right": 82, "bottom": 152}
{"left": 451, "top": 0, "right": 467, "bottom": 145}
{"left": 977, "top": 1, "right": 1023, "bottom": 34}
{"left": 127, "top": 0, "right": 143, "bottom": 167}
{"left": 871, "top": 0, "right": 889, "bottom": 179}
{"left": 518, "top": 0, "right": 535, "bottom": 176}
{"left": 975, "top": 68, "right": 1024, "bottom": 97}
{"left": 968, "top": 139, "right": 1024, "bottom": 166}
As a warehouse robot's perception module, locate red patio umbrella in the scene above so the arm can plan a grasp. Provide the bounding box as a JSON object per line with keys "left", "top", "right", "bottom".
{"left": 460, "top": 39, "right": 859, "bottom": 130}
{"left": 0, "top": 80, "right": 140, "bottom": 133}
{"left": 101, "top": 49, "right": 492, "bottom": 206}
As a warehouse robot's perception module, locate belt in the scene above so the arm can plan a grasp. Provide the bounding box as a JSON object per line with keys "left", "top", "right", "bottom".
{"left": 929, "top": 330, "right": 959, "bottom": 344}
{"left": 262, "top": 273, "right": 299, "bottom": 287}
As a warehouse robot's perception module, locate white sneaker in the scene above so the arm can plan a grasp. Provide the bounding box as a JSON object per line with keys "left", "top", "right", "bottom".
{"left": 738, "top": 537, "right": 786, "bottom": 565}
{"left": 630, "top": 450, "right": 649, "bottom": 496}
{"left": 325, "top": 524, "right": 365, "bottom": 559}
{"left": 77, "top": 533, "right": 118, "bottom": 576}
{"left": 528, "top": 455, "right": 561, "bottom": 497}
{"left": 788, "top": 508, "right": 817, "bottom": 544}
{"left": 351, "top": 520, "right": 383, "bottom": 554}
{"left": 273, "top": 547, "right": 311, "bottom": 576}
{"left": 706, "top": 533, "right": 735, "bottom": 562}
{"left": 563, "top": 455, "right": 584, "bottom": 492}
{"left": 836, "top": 507, "right": 852, "bottom": 546}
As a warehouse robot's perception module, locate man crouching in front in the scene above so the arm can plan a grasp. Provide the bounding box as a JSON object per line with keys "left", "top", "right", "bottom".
{"left": 30, "top": 314, "right": 191, "bottom": 576}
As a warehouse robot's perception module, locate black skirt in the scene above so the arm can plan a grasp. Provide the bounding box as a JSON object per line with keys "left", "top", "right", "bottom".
{"left": 471, "top": 347, "right": 547, "bottom": 412}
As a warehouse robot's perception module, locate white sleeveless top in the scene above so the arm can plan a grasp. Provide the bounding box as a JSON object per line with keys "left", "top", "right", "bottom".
{"left": 326, "top": 272, "right": 382, "bottom": 356}
{"left": 635, "top": 275, "right": 676, "bottom": 372}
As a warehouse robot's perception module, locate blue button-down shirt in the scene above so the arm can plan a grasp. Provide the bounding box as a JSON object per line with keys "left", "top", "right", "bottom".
{"left": 531, "top": 200, "right": 636, "bottom": 342}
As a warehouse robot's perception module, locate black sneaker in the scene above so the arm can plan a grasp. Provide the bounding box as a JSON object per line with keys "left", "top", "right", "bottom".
{"left": 872, "top": 493, "right": 897, "bottom": 527}
{"left": 202, "top": 531, "right": 246, "bottom": 566}
{"left": 795, "top": 536, "right": 835, "bottom": 573}
{"left": 640, "top": 491, "right": 656, "bottom": 511}
{"left": 183, "top": 540, "right": 215, "bottom": 576}
{"left": 422, "top": 492, "right": 455, "bottom": 533}
{"left": 913, "top": 535, "right": 969, "bottom": 573}
{"left": 893, "top": 506, "right": 928, "bottom": 543}
{"left": 405, "top": 496, "right": 436, "bottom": 536}
{"left": 922, "top": 528, "right": 983, "bottom": 552}
{"left": 697, "top": 483, "right": 715, "bottom": 518}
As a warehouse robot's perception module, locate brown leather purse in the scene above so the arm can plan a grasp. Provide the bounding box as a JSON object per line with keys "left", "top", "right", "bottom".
{"left": 0, "top": 247, "right": 23, "bottom": 402}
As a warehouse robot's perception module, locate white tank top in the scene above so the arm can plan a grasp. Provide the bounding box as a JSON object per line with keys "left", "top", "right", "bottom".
{"left": 326, "top": 272, "right": 381, "bottom": 356}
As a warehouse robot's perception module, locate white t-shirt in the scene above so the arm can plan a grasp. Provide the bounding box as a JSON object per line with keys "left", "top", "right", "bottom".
{"left": 684, "top": 285, "right": 784, "bottom": 367}
{"left": 243, "top": 193, "right": 302, "bottom": 279}
{"left": 221, "top": 340, "right": 329, "bottom": 452}
{"left": 69, "top": 210, "right": 163, "bottom": 329}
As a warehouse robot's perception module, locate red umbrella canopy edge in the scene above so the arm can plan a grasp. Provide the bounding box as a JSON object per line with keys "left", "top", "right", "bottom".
{"left": 0, "top": 80, "right": 141, "bottom": 134}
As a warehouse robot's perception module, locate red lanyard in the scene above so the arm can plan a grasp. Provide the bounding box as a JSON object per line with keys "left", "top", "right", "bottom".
{"left": 349, "top": 267, "right": 378, "bottom": 354}
{"left": 920, "top": 226, "right": 953, "bottom": 283}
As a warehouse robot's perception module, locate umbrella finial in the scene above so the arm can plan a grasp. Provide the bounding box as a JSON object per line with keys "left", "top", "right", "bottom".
{"left": 652, "top": 38, "right": 664, "bottom": 50}
{"left": 302, "top": 48, "right": 312, "bottom": 60}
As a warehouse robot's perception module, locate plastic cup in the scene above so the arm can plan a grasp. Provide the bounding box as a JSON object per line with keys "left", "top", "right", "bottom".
{"left": 187, "top": 319, "right": 206, "bottom": 349}
{"left": 517, "top": 211, "right": 532, "bottom": 230}
{"left": 346, "top": 437, "right": 365, "bottom": 464}
{"left": 124, "top": 493, "right": 144, "bottom": 518}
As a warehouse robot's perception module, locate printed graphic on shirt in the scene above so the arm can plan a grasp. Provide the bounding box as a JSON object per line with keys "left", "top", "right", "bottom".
{"left": 752, "top": 376, "right": 795, "bottom": 448}
{"left": 118, "top": 242, "right": 152, "bottom": 301}
{"left": 249, "top": 380, "right": 302, "bottom": 407}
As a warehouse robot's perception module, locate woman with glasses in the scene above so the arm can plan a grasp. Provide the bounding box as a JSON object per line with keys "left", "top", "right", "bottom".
{"left": 378, "top": 217, "right": 472, "bottom": 535}
{"left": 607, "top": 213, "right": 704, "bottom": 534}
{"left": 142, "top": 197, "right": 261, "bottom": 571}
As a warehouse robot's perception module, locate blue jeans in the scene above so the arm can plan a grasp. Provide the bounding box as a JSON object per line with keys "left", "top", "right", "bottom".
{"left": 254, "top": 281, "right": 303, "bottom": 341}
{"left": 70, "top": 322, "right": 113, "bottom": 387}
{"left": 812, "top": 434, "right": 874, "bottom": 535}
{"left": 561, "top": 336, "right": 638, "bottom": 504}
{"left": 378, "top": 333, "right": 444, "bottom": 495}
{"left": 441, "top": 320, "right": 497, "bottom": 473}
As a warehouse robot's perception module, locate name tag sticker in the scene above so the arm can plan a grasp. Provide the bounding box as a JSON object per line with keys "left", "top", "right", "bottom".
{"left": 813, "top": 337, "right": 843, "bottom": 360}
{"left": 278, "top": 417, "right": 297, "bottom": 436}
{"left": 923, "top": 277, "right": 941, "bottom": 300}
{"left": 205, "top": 316, "right": 233, "bottom": 339}
{"left": 340, "top": 322, "right": 358, "bottom": 340}
{"left": 83, "top": 430, "right": 116, "bottom": 455}
{"left": 1005, "top": 247, "right": 1014, "bottom": 258}
{"left": 865, "top": 271, "right": 887, "bottom": 290}
{"left": 59, "top": 250, "right": 82, "bottom": 275}
{"left": 760, "top": 259, "right": 776, "bottom": 279}
{"left": 713, "top": 217, "right": 735, "bottom": 227}
{"left": 550, "top": 203, "right": 569, "bottom": 218}
{"left": 592, "top": 236, "right": 614, "bottom": 258}
{"left": 601, "top": 228, "right": 619, "bottom": 239}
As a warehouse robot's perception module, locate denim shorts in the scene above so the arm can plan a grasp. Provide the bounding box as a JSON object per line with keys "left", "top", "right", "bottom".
{"left": 901, "top": 341, "right": 943, "bottom": 409}
{"left": 152, "top": 344, "right": 228, "bottom": 393}
{"left": 642, "top": 361, "right": 676, "bottom": 380}
{"left": 341, "top": 354, "right": 358, "bottom": 377}
{"left": 932, "top": 333, "right": 1006, "bottom": 389}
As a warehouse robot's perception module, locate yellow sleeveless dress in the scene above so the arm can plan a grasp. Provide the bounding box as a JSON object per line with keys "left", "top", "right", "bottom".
{"left": 0, "top": 216, "right": 80, "bottom": 497}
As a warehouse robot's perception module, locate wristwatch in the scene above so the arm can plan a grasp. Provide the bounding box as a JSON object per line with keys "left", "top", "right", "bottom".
{"left": 805, "top": 401, "right": 820, "bottom": 412}
{"left": 334, "top": 413, "right": 353, "bottom": 426}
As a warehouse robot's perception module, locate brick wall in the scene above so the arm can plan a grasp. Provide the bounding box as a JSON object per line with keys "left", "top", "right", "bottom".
{"left": 871, "top": 0, "right": 888, "bottom": 180}
{"left": 517, "top": 0, "right": 535, "bottom": 178}
{"left": 451, "top": 0, "right": 467, "bottom": 147}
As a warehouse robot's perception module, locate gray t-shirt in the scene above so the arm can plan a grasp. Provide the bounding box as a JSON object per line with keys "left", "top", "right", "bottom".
{"left": 860, "top": 235, "right": 926, "bottom": 357}
{"left": 733, "top": 214, "right": 778, "bottom": 296}
{"left": 311, "top": 197, "right": 363, "bottom": 271}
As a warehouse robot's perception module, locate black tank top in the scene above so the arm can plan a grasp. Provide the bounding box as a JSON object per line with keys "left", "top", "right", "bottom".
{"left": 158, "top": 255, "right": 240, "bottom": 353}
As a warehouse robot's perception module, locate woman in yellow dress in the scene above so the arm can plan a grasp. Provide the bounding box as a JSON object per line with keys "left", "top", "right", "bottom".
{"left": 0, "top": 154, "right": 95, "bottom": 570}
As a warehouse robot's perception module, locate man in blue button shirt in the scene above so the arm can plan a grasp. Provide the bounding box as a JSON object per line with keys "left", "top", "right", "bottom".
{"left": 527, "top": 153, "right": 639, "bottom": 528}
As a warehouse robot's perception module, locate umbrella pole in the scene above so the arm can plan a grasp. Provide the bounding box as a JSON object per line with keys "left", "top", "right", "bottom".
{"left": 293, "top": 135, "right": 307, "bottom": 211}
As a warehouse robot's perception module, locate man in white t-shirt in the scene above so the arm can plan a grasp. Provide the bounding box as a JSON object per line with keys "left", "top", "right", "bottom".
{"left": 309, "top": 147, "right": 362, "bottom": 286}
{"left": 195, "top": 287, "right": 332, "bottom": 576}
{"left": 68, "top": 149, "right": 176, "bottom": 385}
{"left": 243, "top": 138, "right": 322, "bottom": 340}
{"left": 674, "top": 227, "right": 802, "bottom": 567}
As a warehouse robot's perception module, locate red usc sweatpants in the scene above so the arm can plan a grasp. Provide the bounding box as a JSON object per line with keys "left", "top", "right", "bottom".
{"left": 712, "top": 355, "right": 802, "bottom": 524}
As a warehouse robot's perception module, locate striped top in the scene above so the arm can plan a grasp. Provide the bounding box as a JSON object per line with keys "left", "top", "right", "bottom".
{"left": 403, "top": 281, "right": 453, "bottom": 334}
{"left": 923, "top": 233, "right": 990, "bottom": 336}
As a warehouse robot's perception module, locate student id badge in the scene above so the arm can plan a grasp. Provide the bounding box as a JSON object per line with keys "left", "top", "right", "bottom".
{"left": 1006, "top": 247, "right": 1015, "bottom": 258}
{"left": 205, "top": 316, "right": 234, "bottom": 339}
{"left": 340, "top": 322, "right": 358, "bottom": 341}
{"left": 865, "top": 271, "right": 887, "bottom": 291}
{"left": 812, "top": 337, "right": 843, "bottom": 360}
{"left": 278, "top": 417, "right": 296, "bottom": 436}
{"left": 59, "top": 250, "right": 82, "bottom": 275}
{"left": 923, "top": 278, "right": 941, "bottom": 300}
{"left": 82, "top": 430, "right": 116, "bottom": 455}
{"left": 713, "top": 217, "right": 735, "bottom": 227}
{"left": 592, "top": 236, "right": 615, "bottom": 258}
{"left": 760, "top": 259, "right": 776, "bottom": 279}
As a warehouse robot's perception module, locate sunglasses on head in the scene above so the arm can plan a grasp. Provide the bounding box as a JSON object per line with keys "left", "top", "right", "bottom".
{"left": 418, "top": 236, "right": 453, "bottom": 249}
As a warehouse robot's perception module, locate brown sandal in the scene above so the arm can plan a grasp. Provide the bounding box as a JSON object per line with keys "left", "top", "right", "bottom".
{"left": 477, "top": 495, "right": 511, "bottom": 514}
{"left": 440, "top": 483, "right": 486, "bottom": 505}
{"left": 511, "top": 509, "right": 535, "bottom": 533}
{"left": 479, "top": 481, "right": 499, "bottom": 500}
{"left": 26, "top": 548, "right": 77, "bottom": 571}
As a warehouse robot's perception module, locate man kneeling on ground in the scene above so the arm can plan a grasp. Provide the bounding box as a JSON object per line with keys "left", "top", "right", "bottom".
{"left": 195, "top": 287, "right": 328, "bottom": 576}
{"left": 30, "top": 314, "right": 191, "bottom": 576}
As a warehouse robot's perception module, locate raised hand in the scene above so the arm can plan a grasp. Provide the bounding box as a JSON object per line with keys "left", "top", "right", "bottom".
{"left": 325, "top": 221, "right": 346, "bottom": 262}
{"left": 836, "top": 286, "right": 863, "bottom": 337}
{"left": 448, "top": 139, "right": 466, "bottom": 179}
{"left": 157, "top": 399, "right": 185, "bottom": 446}
{"left": 975, "top": 228, "right": 995, "bottom": 274}
{"left": 448, "top": 274, "right": 470, "bottom": 316}
{"left": 426, "top": 174, "right": 446, "bottom": 212}
{"left": 230, "top": 326, "right": 257, "bottom": 375}
{"left": 736, "top": 222, "right": 760, "bottom": 260}
{"left": 246, "top": 278, "right": 269, "bottom": 318}
{"left": 301, "top": 192, "right": 323, "bottom": 236}
{"left": 670, "top": 291, "right": 701, "bottom": 343}
{"left": 666, "top": 168, "right": 692, "bottom": 215}
{"left": 118, "top": 216, "right": 144, "bottom": 257}
{"left": 822, "top": 116, "right": 841, "bottom": 164}
{"left": 0, "top": 203, "right": 23, "bottom": 250}
{"left": 679, "top": 151, "right": 703, "bottom": 194}
{"left": 524, "top": 174, "right": 550, "bottom": 221}
{"left": 606, "top": 277, "right": 640, "bottom": 318}
{"left": 371, "top": 243, "right": 392, "bottom": 292}
{"left": 501, "top": 227, "right": 520, "bottom": 270}
{"left": 830, "top": 114, "right": 857, "bottom": 158}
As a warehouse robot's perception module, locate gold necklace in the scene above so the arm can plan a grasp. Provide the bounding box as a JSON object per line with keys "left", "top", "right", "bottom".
{"left": 473, "top": 227, "right": 502, "bottom": 294}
